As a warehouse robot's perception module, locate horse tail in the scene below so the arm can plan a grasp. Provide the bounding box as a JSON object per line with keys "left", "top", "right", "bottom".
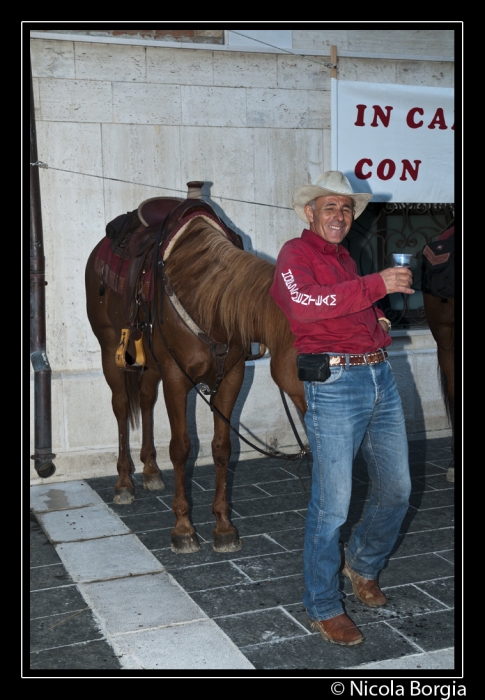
{"left": 438, "top": 365, "right": 454, "bottom": 434}
{"left": 125, "top": 371, "right": 141, "bottom": 430}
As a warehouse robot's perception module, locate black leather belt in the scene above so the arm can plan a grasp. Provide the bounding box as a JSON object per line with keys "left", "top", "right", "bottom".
{"left": 327, "top": 349, "right": 388, "bottom": 367}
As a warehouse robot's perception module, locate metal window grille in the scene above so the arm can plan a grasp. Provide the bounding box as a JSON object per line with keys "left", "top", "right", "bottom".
{"left": 342, "top": 203, "right": 455, "bottom": 328}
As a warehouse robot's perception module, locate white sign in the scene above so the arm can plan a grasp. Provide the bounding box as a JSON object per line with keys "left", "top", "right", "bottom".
{"left": 331, "top": 79, "right": 454, "bottom": 203}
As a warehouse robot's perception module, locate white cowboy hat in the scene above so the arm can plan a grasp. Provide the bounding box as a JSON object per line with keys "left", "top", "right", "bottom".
{"left": 292, "top": 171, "right": 373, "bottom": 223}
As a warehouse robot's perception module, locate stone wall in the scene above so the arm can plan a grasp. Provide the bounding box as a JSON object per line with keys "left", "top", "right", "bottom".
{"left": 29, "top": 30, "right": 455, "bottom": 484}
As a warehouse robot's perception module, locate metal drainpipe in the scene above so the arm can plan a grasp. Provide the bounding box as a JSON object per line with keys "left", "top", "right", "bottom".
{"left": 30, "top": 53, "right": 56, "bottom": 478}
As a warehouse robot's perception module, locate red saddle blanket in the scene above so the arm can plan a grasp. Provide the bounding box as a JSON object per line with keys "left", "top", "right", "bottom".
{"left": 94, "top": 234, "right": 155, "bottom": 301}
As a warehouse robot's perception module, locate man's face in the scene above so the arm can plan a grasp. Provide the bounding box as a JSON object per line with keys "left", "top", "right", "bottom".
{"left": 304, "top": 195, "right": 354, "bottom": 247}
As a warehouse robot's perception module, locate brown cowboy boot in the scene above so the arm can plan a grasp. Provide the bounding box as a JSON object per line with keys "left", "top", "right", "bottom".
{"left": 342, "top": 560, "right": 387, "bottom": 608}
{"left": 309, "top": 613, "right": 364, "bottom": 646}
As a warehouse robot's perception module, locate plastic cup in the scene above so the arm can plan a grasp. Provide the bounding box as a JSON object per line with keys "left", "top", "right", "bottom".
{"left": 392, "top": 253, "right": 413, "bottom": 267}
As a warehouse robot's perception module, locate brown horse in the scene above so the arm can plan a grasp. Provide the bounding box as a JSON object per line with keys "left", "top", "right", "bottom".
{"left": 422, "top": 226, "right": 455, "bottom": 482}
{"left": 85, "top": 196, "right": 307, "bottom": 554}
{"left": 423, "top": 293, "right": 455, "bottom": 481}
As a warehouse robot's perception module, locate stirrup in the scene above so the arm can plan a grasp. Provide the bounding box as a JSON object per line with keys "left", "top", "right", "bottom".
{"left": 115, "top": 328, "right": 146, "bottom": 369}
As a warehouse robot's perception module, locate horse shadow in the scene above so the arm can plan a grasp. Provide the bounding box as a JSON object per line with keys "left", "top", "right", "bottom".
{"left": 182, "top": 355, "right": 258, "bottom": 520}
{"left": 200, "top": 182, "right": 254, "bottom": 253}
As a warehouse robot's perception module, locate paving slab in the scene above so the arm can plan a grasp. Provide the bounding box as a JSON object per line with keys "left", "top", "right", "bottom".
{"left": 36, "top": 504, "right": 131, "bottom": 543}
{"left": 80, "top": 573, "right": 210, "bottom": 634}
{"left": 112, "top": 620, "right": 255, "bottom": 670}
{"left": 414, "top": 577, "right": 455, "bottom": 608}
{"left": 29, "top": 640, "right": 123, "bottom": 671}
{"left": 30, "top": 480, "right": 104, "bottom": 512}
{"left": 30, "top": 525, "right": 63, "bottom": 567}
{"left": 385, "top": 608, "right": 455, "bottom": 653}
{"left": 55, "top": 534, "right": 164, "bottom": 583}
{"left": 30, "top": 561, "right": 75, "bottom": 590}
{"left": 31, "top": 584, "right": 88, "bottom": 619}
{"left": 30, "top": 607, "right": 104, "bottom": 653}
{"left": 344, "top": 647, "right": 455, "bottom": 670}
{"left": 214, "top": 607, "right": 310, "bottom": 647}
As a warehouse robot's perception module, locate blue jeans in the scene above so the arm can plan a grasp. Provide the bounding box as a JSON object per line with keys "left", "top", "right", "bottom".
{"left": 302, "top": 359, "right": 411, "bottom": 621}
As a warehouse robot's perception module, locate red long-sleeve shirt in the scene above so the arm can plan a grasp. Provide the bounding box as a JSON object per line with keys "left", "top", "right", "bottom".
{"left": 269, "top": 229, "right": 391, "bottom": 354}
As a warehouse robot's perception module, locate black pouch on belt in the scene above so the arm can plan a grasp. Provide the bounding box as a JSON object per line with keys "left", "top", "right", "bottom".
{"left": 297, "top": 353, "right": 331, "bottom": 382}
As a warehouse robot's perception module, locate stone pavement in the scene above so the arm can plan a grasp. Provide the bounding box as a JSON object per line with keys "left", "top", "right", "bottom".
{"left": 28, "top": 436, "right": 458, "bottom": 676}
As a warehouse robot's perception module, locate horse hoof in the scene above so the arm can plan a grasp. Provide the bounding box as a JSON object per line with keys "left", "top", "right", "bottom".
{"left": 171, "top": 533, "right": 200, "bottom": 554}
{"left": 446, "top": 467, "right": 455, "bottom": 483}
{"left": 213, "top": 534, "right": 243, "bottom": 553}
{"left": 113, "top": 487, "right": 135, "bottom": 504}
{"left": 143, "top": 473, "right": 165, "bottom": 491}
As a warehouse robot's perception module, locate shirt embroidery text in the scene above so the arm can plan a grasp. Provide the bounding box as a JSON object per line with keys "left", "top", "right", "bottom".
{"left": 282, "top": 270, "right": 337, "bottom": 306}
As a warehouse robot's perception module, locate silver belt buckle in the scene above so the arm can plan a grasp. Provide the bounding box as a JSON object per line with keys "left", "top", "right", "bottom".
{"left": 329, "top": 356, "right": 341, "bottom": 367}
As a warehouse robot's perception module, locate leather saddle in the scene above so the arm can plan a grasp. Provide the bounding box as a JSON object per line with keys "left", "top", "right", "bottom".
{"left": 97, "top": 182, "right": 242, "bottom": 299}
{"left": 95, "top": 182, "right": 244, "bottom": 369}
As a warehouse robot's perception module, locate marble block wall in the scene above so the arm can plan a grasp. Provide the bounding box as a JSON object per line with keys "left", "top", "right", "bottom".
{"left": 29, "top": 31, "right": 454, "bottom": 483}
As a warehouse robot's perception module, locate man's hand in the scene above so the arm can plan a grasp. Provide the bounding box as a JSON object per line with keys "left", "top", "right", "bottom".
{"left": 379, "top": 267, "right": 414, "bottom": 295}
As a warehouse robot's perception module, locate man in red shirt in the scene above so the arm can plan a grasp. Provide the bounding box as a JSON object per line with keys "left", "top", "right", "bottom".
{"left": 270, "top": 171, "right": 414, "bottom": 646}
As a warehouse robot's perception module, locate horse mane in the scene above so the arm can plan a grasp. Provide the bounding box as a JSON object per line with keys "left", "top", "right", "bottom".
{"left": 164, "top": 218, "right": 293, "bottom": 349}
